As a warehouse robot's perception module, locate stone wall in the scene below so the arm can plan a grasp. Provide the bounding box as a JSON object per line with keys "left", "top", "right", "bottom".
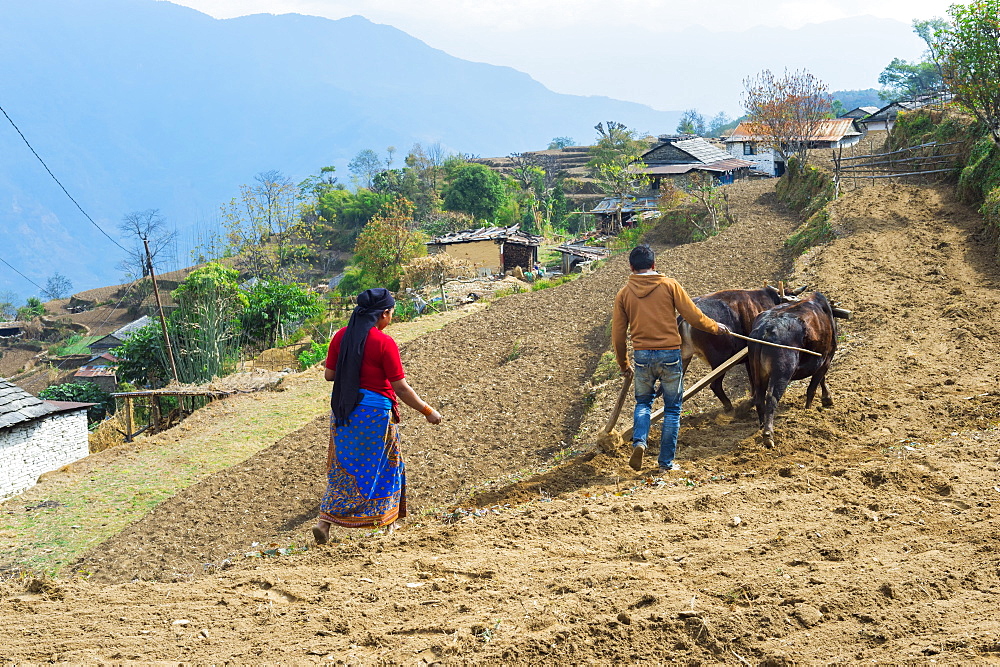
{"left": 0, "top": 410, "right": 89, "bottom": 499}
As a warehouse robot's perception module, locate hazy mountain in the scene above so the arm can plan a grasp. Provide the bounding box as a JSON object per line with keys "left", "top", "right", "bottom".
{"left": 0, "top": 0, "right": 683, "bottom": 299}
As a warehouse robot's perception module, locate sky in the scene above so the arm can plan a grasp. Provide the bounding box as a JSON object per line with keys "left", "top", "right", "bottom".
{"left": 163, "top": 0, "right": 956, "bottom": 113}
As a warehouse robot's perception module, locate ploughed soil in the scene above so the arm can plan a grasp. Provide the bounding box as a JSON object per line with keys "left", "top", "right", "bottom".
{"left": 2, "top": 180, "right": 1000, "bottom": 664}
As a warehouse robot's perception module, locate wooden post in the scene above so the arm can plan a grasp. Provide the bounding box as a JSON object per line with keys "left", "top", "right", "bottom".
{"left": 151, "top": 395, "right": 161, "bottom": 433}
{"left": 124, "top": 396, "right": 134, "bottom": 443}
{"left": 144, "top": 238, "right": 179, "bottom": 384}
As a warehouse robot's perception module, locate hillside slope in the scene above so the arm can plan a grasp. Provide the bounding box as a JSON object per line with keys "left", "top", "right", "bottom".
{"left": 0, "top": 0, "right": 681, "bottom": 298}
{"left": 2, "top": 181, "right": 999, "bottom": 663}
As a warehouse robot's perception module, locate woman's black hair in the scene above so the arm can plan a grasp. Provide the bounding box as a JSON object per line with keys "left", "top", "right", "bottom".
{"left": 330, "top": 287, "right": 395, "bottom": 426}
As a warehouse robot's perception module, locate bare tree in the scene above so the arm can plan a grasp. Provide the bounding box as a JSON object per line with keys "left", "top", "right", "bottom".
{"left": 41, "top": 273, "right": 73, "bottom": 300}
{"left": 742, "top": 69, "right": 832, "bottom": 169}
{"left": 221, "top": 170, "right": 304, "bottom": 280}
{"left": 426, "top": 142, "right": 446, "bottom": 191}
{"left": 118, "top": 209, "right": 177, "bottom": 280}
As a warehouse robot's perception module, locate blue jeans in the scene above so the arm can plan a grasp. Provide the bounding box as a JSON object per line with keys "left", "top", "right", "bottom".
{"left": 632, "top": 348, "right": 684, "bottom": 468}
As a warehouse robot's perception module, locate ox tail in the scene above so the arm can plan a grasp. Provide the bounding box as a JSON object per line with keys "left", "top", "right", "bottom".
{"left": 813, "top": 291, "right": 838, "bottom": 354}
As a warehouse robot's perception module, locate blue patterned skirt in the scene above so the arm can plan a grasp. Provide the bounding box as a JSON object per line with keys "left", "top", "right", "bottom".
{"left": 319, "top": 401, "right": 406, "bottom": 529}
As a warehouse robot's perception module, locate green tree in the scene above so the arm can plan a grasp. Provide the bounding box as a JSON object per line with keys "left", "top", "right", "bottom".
{"left": 587, "top": 121, "right": 651, "bottom": 232}
{"left": 17, "top": 297, "right": 45, "bottom": 320}
{"left": 348, "top": 149, "right": 383, "bottom": 189}
{"left": 934, "top": 1, "right": 1000, "bottom": 143}
{"left": 39, "top": 382, "right": 113, "bottom": 423}
{"left": 878, "top": 58, "right": 943, "bottom": 101}
{"left": 170, "top": 263, "right": 246, "bottom": 383}
{"left": 442, "top": 163, "right": 508, "bottom": 220}
{"left": 676, "top": 109, "right": 706, "bottom": 135}
{"left": 707, "top": 112, "right": 732, "bottom": 136}
{"left": 548, "top": 136, "right": 576, "bottom": 149}
{"left": 353, "top": 199, "right": 423, "bottom": 289}
{"left": 240, "top": 281, "right": 324, "bottom": 348}
{"left": 113, "top": 324, "right": 170, "bottom": 387}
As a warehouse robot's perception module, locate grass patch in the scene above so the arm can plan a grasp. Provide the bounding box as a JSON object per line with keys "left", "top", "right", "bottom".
{"left": 530, "top": 273, "right": 578, "bottom": 291}
{"left": 51, "top": 335, "right": 101, "bottom": 356}
{"left": 0, "top": 378, "right": 329, "bottom": 576}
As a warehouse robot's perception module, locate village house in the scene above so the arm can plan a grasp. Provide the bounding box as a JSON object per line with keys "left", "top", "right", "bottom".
{"left": 725, "top": 118, "right": 864, "bottom": 176}
{"left": 839, "top": 106, "right": 880, "bottom": 121}
{"left": 72, "top": 352, "right": 119, "bottom": 393}
{"left": 857, "top": 100, "right": 936, "bottom": 132}
{"left": 0, "top": 379, "right": 91, "bottom": 498}
{"left": 426, "top": 225, "right": 543, "bottom": 275}
{"left": 635, "top": 135, "right": 754, "bottom": 188}
{"left": 87, "top": 315, "right": 151, "bottom": 356}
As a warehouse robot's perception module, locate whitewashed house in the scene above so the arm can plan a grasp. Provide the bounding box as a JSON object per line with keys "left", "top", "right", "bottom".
{"left": 725, "top": 118, "right": 864, "bottom": 176}
{"left": 0, "top": 379, "right": 91, "bottom": 498}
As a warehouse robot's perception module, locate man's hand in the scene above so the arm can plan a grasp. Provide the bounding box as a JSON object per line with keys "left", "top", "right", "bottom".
{"left": 716, "top": 322, "right": 732, "bottom": 336}
{"left": 619, "top": 362, "right": 632, "bottom": 376}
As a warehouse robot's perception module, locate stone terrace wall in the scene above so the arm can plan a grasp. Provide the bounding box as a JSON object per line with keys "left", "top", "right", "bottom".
{"left": 0, "top": 410, "right": 89, "bottom": 499}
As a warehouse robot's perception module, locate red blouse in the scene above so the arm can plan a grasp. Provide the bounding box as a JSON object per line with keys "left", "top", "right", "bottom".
{"left": 325, "top": 326, "right": 405, "bottom": 401}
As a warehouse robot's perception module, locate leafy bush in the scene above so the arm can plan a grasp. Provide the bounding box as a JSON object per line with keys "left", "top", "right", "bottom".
{"left": 297, "top": 340, "right": 328, "bottom": 370}
{"left": 240, "top": 280, "right": 324, "bottom": 348}
{"left": 39, "top": 382, "right": 113, "bottom": 423}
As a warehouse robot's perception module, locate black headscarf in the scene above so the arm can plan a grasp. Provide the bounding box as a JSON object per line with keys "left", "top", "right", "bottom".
{"left": 330, "top": 287, "right": 396, "bottom": 426}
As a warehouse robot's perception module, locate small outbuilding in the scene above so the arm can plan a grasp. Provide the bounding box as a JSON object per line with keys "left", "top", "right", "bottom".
{"left": 426, "top": 225, "right": 543, "bottom": 274}
{"left": 72, "top": 352, "right": 119, "bottom": 393}
{"left": 0, "top": 379, "right": 91, "bottom": 498}
{"left": 0, "top": 322, "right": 26, "bottom": 339}
{"left": 553, "top": 243, "right": 613, "bottom": 274}
{"left": 589, "top": 196, "right": 660, "bottom": 233}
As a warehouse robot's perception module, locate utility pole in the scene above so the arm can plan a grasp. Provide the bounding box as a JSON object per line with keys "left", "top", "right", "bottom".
{"left": 144, "top": 237, "right": 179, "bottom": 383}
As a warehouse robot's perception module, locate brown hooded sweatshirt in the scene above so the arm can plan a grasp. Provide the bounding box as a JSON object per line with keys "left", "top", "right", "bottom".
{"left": 612, "top": 273, "right": 719, "bottom": 366}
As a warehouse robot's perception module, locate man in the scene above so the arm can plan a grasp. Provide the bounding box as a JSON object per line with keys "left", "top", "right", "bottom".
{"left": 612, "top": 245, "right": 730, "bottom": 473}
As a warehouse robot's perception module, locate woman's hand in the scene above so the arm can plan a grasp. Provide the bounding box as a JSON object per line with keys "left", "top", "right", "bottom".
{"left": 425, "top": 409, "right": 442, "bottom": 425}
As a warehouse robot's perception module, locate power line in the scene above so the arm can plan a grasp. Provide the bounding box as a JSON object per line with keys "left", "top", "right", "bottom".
{"left": 0, "top": 102, "right": 128, "bottom": 253}
{"left": 0, "top": 253, "right": 45, "bottom": 292}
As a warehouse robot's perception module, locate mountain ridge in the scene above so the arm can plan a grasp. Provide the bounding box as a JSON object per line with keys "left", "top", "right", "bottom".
{"left": 0, "top": 0, "right": 681, "bottom": 299}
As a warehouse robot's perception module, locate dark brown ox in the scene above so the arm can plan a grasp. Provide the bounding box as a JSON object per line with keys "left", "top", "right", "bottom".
{"left": 747, "top": 292, "right": 837, "bottom": 447}
{"left": 678, "top": 286, "right": 784, "bottom": 411}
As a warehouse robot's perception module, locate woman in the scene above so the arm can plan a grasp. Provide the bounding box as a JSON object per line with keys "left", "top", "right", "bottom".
{"left": 313, "top": 287, "right": 441, "bottom": 544}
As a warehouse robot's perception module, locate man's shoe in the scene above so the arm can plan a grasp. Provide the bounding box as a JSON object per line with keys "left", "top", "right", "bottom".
{"left": 629, "top": 445, "right": 645, "bottom": 471}
{"left": 657, "top": 463, "right": 680, "bottom": 474}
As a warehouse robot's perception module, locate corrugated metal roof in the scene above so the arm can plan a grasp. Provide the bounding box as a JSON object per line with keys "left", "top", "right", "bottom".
{"left": 553, "top": 244, "right": 612, "bottom": 260}
{"left": 74, "top": 367, "right": 117, "bottom": 378}
{"left": 428, "top": 225, "right": 543, "bottom": 246}
{"left": 0, "top": 379, "right": 54, "bottom": 430}
{"left": 111, "top": 315, "right": 152, "bottom": 339}
{"left": 726, "top": 118, "right": 861, "bottom": 143}
{"left": 637, "top": 157, "right": 753, "bottom": 175}
{"left": 590, "top": 197, "right": 659, "bottom": 214}
{"left": 671, "top": 138, "right": 732, "bottom": 164}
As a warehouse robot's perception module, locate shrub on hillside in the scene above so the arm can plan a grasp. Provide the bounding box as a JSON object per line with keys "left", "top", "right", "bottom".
{"left": 39, "top": 381, "right": 113, "bottom": 423}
